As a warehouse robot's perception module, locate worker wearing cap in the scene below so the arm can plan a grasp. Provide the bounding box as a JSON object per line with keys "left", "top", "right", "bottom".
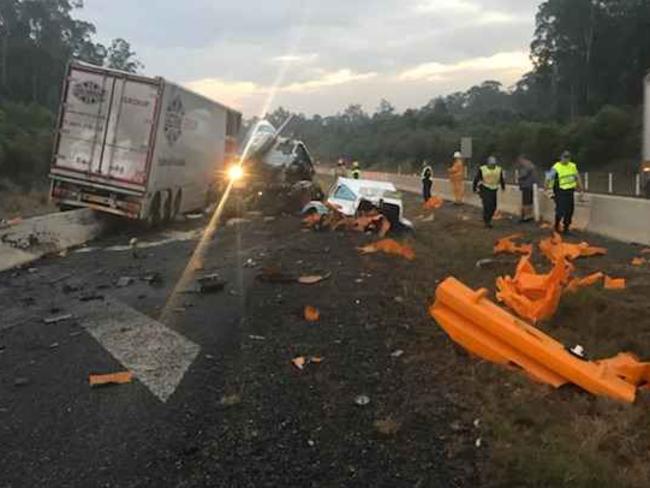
{"left": 421, "top": 161, "right": 433, "bottom": 202}
{"left": 448, "top": 151, "right": 465, "bottom": 205}
{"left": 473, "top": 156, "right": 506, "bottom": 228}
{"left": 547, "top": 150, "right": 583, "bottom": 234}
{"left": 351, "top": 161, "right": 361, "bottom": 180}
{"left": 516, "top": 155, "right": 538, "bottom": 223}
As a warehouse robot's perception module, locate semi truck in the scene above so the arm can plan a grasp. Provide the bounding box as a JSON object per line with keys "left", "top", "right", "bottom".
{"left": 49, "top": 61, "right": 242, "bottom": 224}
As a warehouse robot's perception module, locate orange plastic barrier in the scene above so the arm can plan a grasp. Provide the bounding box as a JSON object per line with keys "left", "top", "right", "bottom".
{"left": 604, "top": 276, "right": 626, "bottom": 290}
{"left": 494, "top": 234, "right": 533, "bottom": 256}
{"left": 496, "top": 256, "right": 571, "bottom": 323}
{"left": 539, "top": 233, "right": 606, "bottom": 263}
{"left": 631, "top": 257, "right": 647, "bottom": 266}
{"left": 430, "top": 277, "right": 646, "bottom": 403}
{"left": 565, "top": 272, "right": 604, "bottom": 294}
{"left": 423, "top": 196, "right": 444, "bottom": 210}
{"left": 358, "top": 239, "right": 415, "bottom": 261}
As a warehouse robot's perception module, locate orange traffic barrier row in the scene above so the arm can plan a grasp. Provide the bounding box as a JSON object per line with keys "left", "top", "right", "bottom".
{"left": 358, "top": 239, "right": 415, "bottom": 261}
{"left": 430, "top": 277, "right": 648, "bottom": 403}
{"left": 539, "top": 233, "right": 606, "bottom": 263}
{"left": 423, "top": 196, "right": 444, "bottom": 210}
{"left": 494, "top": 234, "right": 533, "bottom": 256}
{"left": 496, "top": 256, "right": 571, "bottom": 323}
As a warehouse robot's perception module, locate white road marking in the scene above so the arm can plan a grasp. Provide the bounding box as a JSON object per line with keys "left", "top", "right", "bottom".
{"left": 75, "top": 297, "right": 200, "bottom": 402}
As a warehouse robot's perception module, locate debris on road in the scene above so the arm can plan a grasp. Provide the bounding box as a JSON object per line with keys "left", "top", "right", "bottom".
{"left": 304, "top": 305, "right": 320, "bottom": 322}
{"left": 197, "top": 274, "right": 226, "bottom": 293}
{"left": 565, "top": 272, "right": 604, "bottom": 294}
{"left": 14, "top": 377, "right": 29, "bottom": 387}
{"left": 354, "top": 395, "right": 371, "bottom": 406}
{"left": 43, "top": 314, "right": 73, "bottom": 325}
{"left": 248, "top": 335, "right": 266, "bottom": 341}
{"left": 423, "top": 196, "right": 444, "bottom": 210}
{"left": 631, "top": 257, "right": 647, "bottom": 266}
{"left": 89, "top": 371, "right": 134, "bottom": 387}
{"left": 391, "top": 349, "right": 405, "bottom": 358}
{"left": 358, "top": 239, "right": 415, "bottom": 261}
{"left": 604, "top": 275, "right": 626, "bottom": 290}
{"left": 494, "top": 234, "right": 533, "bottom": 256}
{"left": 291, "top": 356, "right": 323, "bottom": 370}
{"left": 540, "top": 233, "right": 607, "bottom": 262}
{"left": 116, "top": 276, "right": 134, "bottom": 288}
{"left": 297, "top": 273, "right": 331, "bottom": 285}
{"left": 374, "top": 418, "right": 401, "bottom": 436}
{"left": 220, "top": 394, "right": 241, "bottom": 407}
{"left": 431, "top": 277, "right": 650, "bottom": 403}
{"left": 226, "top": 218, "right": 252, "bottom": 227}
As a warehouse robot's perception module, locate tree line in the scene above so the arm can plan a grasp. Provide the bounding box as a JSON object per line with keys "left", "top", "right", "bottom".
{"left": 0, "top": 0, "right": 142, "bottom": 187}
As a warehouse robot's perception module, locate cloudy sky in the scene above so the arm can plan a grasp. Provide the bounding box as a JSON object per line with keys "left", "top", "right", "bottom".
{"left": 80, "top": 0, "right": 541, "bottom": 117}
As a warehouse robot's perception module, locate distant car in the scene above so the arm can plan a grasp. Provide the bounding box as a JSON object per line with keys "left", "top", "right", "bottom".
{"left": 304, "top": 177, "right": 413, "bottom": 231}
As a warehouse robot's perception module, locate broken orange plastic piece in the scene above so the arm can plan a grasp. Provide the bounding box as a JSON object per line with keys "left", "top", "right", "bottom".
{"left": 631, "top": 257, "right": 647, "bottom": 266}
{"left": 358, "top": 239, "right": 415, "bottom": 261}
{"left": 494, "top": 234, "right": 533, "bottom": 256}
{"left": 423, "top": 196, "right": 444, "bottom": 210}
{"left": 430, "top": 277, "right": 642, "bottom": 403}
{"left": 539, "top": 233, "right": 606, "bottom": 263}
{"left": 641, "top": 248, "right": 650, "bottom": 255}
{"left": 304, "top": 305, "right": 320, "bottom": 322}
{"left": 565, "top": 272, "right": 604, "bottom": 294}
{"left": 89, "top": 371, "right": 133, "bottom": 387}
{"left": 604, "top": 276, "right": 626, "bottom": 290}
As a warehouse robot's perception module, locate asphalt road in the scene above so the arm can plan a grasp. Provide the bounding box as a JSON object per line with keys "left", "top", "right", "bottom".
{"left": 0, "top": 201, "right": 478, "bottom": 487}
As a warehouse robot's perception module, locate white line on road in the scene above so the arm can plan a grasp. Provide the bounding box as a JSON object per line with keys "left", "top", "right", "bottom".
{"left": 75, "top": 297, "right": 200, "bottom": 402}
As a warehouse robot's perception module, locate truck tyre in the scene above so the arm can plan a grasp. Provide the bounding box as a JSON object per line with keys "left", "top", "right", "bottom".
{"left": 162, "top": 190, "right": 173, "bottom": 224}
{"left": 146, "top": 192, "right": 162, "bottom": 228}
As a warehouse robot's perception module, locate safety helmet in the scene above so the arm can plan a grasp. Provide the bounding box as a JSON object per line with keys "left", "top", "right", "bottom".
{"left": 353, "top": 161, "right": 360, "bottom": 168}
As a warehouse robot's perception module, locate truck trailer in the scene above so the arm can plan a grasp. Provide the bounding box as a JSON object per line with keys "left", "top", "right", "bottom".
{"left": 49, "top": 61, "right": 241, "bottom": 224}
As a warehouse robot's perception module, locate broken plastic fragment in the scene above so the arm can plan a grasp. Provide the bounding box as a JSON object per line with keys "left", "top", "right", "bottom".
{"left": 539, "top": 233, "right": 606, "bottom": 263}
{"left": 292, "top": 357, "right": 306, "bottom": 370}
{"left": 604, "top": 276, "right": 626, "bottom": 290}
{"left": 357, "top": 239, "right": 415, "bottom": 261}
{"left": 494, "top": 234, "right": 533, "bottom": 256}
{"left": 565, "top": 272, "right": 604, "bottom": 294}
{"left": 89, "top": 371, "right": 134, "bottom": 387}
{"left": 304, "top": 306, "right": 320, "bottom": 322}
{"left": 423, "top": 196, "right": 444, "bottom": 210}
{"left": 631, "top": 257, "right": 647, "bottom": 266}
{"left": 298, "top": 273, "right": 331, "bottom": 285}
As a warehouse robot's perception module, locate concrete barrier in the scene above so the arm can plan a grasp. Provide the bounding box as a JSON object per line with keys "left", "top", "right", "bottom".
{"left": 0, "top": 209, "right": 109, "bottom": 272}
{"left": 319, "top": 168, "right": 650, "bottom": 246}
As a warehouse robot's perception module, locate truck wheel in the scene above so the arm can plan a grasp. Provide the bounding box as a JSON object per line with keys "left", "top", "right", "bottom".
{"left": 162, "top": 190, "right": 173, "bottom": 224}
{"left": 146, "top": 192, "right": 162, "bottom": 228}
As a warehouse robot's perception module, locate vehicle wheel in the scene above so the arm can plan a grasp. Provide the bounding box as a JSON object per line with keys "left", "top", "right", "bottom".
{"left": 161, "top": 190, "right": 173, "bottom": 224}
{"left": 146, "top": 192, "right": 162, "bottom": 228}
{"left": 172, "top": 190, "right": 182, "bottom": 219}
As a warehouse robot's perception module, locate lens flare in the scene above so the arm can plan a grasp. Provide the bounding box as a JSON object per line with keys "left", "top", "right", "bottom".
{"left": 228, "top": 165, "right": 244, "bottom": 181}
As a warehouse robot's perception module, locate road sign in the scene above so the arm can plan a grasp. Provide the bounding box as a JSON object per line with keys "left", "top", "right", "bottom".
{"left": 461, "top": 137, "right": 473, "bottom": 159}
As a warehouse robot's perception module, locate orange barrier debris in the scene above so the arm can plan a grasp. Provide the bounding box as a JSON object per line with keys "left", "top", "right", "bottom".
{"left": 539, "top": 233, "right": 606, "bottom": 263}
{"left": 304, "top": 305, "right": 320, "bottom": 322}
{"left": 631, "top": 257, "right": 647, "bottom": 266}
{"left": 496, "top": 256, "right": 571, "bottom": 323}
{"left": 604, "top": 276, "right": 626, "bottom": 290}
{"left": 430, "top": 277, "right": 648, "bottom": 403}
{"left": 89, "top": 371, "right": 134, "bottom": 387}
{"left": 641, "top": 249, "right": 650, "bottom": 255}
{"left": 358, "top": 239, "right": 415, "bottom": 261}
{"left": 423, "top": 196, "right": 444, "bottom": 210}
{"left": 565, "top": 272, "right": 604, "bottom": 294}
{"left": 494, "top": 234, "right": 533, "bottom": 256}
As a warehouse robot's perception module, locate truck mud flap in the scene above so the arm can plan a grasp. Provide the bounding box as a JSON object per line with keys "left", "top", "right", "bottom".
{"left": 430, "top": 277, "right": 648, "bottom": 403}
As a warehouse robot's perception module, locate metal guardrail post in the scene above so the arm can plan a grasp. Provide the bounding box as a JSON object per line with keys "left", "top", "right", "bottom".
{"left": 636, "top": 174, "right": 641, "bottom": 196}
{"left": 533, "top": 183, "right": 540, "bottom": 222}
{"left": 603, "top": 173, "right": 610, "bottom": 193}
{"left": 584, "top": 172, "right": 589, "bottom": 191}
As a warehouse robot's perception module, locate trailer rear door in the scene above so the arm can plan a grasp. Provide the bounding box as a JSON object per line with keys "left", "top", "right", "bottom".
{"left": 54, "top": 65, "right": 160, "bottom": 187}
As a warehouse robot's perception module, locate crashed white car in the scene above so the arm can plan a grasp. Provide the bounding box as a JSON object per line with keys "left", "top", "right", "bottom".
{"left": 304, "top": 177, "right": 413, "bottom": 231}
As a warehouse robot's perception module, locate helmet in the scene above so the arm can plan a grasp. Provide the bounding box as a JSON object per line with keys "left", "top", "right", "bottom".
{"left": 353, "top": 161, "right": 360, "bottom": 168}
{"left": 453, "top": 151, "right": 463, "bottom": 159}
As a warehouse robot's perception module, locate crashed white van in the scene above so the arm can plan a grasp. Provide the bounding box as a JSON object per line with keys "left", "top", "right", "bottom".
{"left": 304, "top": 177, "right": 413, "bottom": 231}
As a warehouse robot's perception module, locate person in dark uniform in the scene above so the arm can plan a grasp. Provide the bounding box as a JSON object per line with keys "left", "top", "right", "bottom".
{"left": 516, "top": 155, "right": 538, "bottom": 223}
{"left": 473, "top": 156, "right": 506, "bottom": 228}
{"left": 421, "top": 162, "right": 433, "bottom": 202}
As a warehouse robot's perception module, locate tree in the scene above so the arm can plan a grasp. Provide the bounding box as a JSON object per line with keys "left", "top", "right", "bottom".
{"left": 106, "top": 38, "right": 143, "bottom": 73}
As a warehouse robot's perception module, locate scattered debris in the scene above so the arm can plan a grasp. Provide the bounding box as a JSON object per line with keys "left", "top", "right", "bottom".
{"left": 89, "top": 371, "right": 134, "bottom": 387}
{"left": 291, "top": 356, "right": 323, "bottom": 370}
{"left": 186, "top": 213, "right": 203, "bottom": 220}
{"left": 540, "top": 233, "right": 606, "bottom": 262}
{"left": 423, "top": 196, "right": 444, "bottom": 210}
{"left": 374, "top": 418, "right": 401, "bottom": 435}
{"left": 49, "top": 342, "right": 59, "bottom": 349}
{"left": 220, "top": 394, "right": 241, "bottom": 407}
{"left": 494, "top": 234, "right": 533, "bottom": 256}
{"left": 565, "top": 272, "right": 604, "bottom": 294}
{"left": 297, "top": 273, "right": 331, "bottom": 285}
{"left": 394, "top": 296, "right": 404, "bottom": 303}
{"left": 198, "top": 274, "right": 226, "bottom": 293}
{"left": 473, "top": 419, "right": 481, "bottom": 428}
{"left": 244, "top": 258, "right": 257, "bottom": 268}
{"left": 264, "top": 216, "right": 276, "bottom": 223}
{"left": 358, "top": 239, "right": 415, "bottom": 261}
{"left": 354, "top": 395, "right": 371, "bottom": 406}
{"left": 248, "top": 335, "right": 266, "bottom": 341}
{"left": 226, "top": 218, "right": 252, "bottom": 227}
{"left": 307, "top": 439, "right": 316, "bottom": 447}
{"left": 304, "top": 306, "right": 320, "bottom": 322}
{"left": 475, "top": 438, "right": 483, "bottom": 448}
{"left": 43, "top": 314, "right": 73, "bottom": 325}
{"left": 14, "top": 377, "right": 29, "bottom": 387}
{"left": 391, "top": 349, "right": 405, "bottom": 358}
{"left": 631, "top": 257, "right": 647, "bottom": 266}
{"left": 604, "top": 275, "right": 626, "bottom": 290}
{"left": 116, "top": 276, "right": 134, "bottom": 288}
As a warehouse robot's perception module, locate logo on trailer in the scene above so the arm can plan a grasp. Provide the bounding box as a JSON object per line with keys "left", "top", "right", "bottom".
{"left": 72, "top": 81, "right": 105, "bottom": 104}
{"left": 164, "top": 95, "right": 185, "bottom": 146}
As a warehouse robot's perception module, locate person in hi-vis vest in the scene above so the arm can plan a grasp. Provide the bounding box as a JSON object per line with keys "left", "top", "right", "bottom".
{"left": 472, "top": 156, "right": 506, "bottom": 228}
{"left": 546, "top": 150, "right": 584, "bottom": 234}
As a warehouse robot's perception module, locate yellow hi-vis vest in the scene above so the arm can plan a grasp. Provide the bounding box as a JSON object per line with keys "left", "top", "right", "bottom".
{"left": 553, "top": 162, "right": 579, "bottom": 190}
{"left": 351, "top": 168, "right": 361, "bottom": 179}
{"left": 480, "top": 165, "right": 502, "bottom": 190}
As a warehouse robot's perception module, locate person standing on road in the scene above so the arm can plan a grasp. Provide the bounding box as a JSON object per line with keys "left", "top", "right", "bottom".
{"left": 546, "top": 150, "right": 584, "bottom": 234}
{"left": 421, "top": 161, "right": 433, "bottom": 202}
{"left": 350, "top": 161, "right": 361, "bottom": 179}
{"left": 448, "top": 151, "right": 465, "bottom": 205}
{"left": 473, "top": 156, "right": 506, "bottom": 228}
{"left": 516, "top": 155, "right": 537, "bottom": 223}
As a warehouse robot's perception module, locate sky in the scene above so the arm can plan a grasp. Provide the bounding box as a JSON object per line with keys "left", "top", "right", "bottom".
{"left": 79, "top": 0, "right": 541, "bottom": 118}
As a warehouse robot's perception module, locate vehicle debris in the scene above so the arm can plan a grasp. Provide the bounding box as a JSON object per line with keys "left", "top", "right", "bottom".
{"left": 248, "top": 335, "right": 266, "bottom": 341}
{"left": 357, "top": 239, "right": 415, "bottom": 261}
{"left": 539, "top": 233, "right": 607, "bottom": 262}
{"left": 116, "top": 276, "right": 134, "bottom": 288}
{"left": 198, "top": 274, "right": 226, "bottom": 293}
{"left": 423, "top": 196, "right": 444, "bottom": 210}
{"left": 43, "top": 314, "right": 73, "bottom": 325}
{"left": 391, "top": 349, "right": 405, "bottom": 358}
{"left": 604, "top": 275, "right": 626, "bottom": 290}
{"left": 14, "top": 377, "right": 29, "bottom": 387}
{"left": 354, "top": 395, "right": 371, "bottom": 406}
{"left": 291, "top": 356, "right": 323, "bottom": 370}
{"left": 220, "top": 394, "right": 241, "bottom": 407}
{"left": 89, "top": 371, "right": 134, "bottom": 387}
{"left": 374, "top": 418, "right": 401, "bottom": 435}
{"left": 494, "top": 234, "right": 533, "bottom": 256}
{"left": 430, "top": 277, "right": 650, "bottom": 403}
{"left": 631, "top": 257, "right": 647, "bottom": 266}
{"left": 304, "top": 306, "right": 320, "bottom": 322}
{"left": 297, "top": 273, "right": 331, "bottom": 285}
{"left": 565, "top": 272, "right": 604, "bottom": 294}
{"left": 226, "top": 218, "right": 252, "bottom": 227}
